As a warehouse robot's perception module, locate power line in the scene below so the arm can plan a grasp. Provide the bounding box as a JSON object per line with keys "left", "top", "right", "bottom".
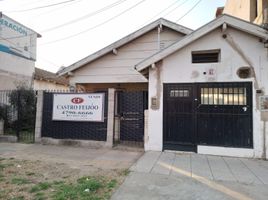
{"left": 0, "top": 0, "right": 127, "bottom": 40}
{"left": 32, "top": 0, "right": 84, "bottom": 18}
{"left": 41, "top": 0, "right": 128, "bottom": 33}
{"left": 176, "top": 0, "right": 202, "bottom": 22}
{"left": 40, "top": 0, "right": 147, "bottom": 46}
{"left": 162, "top": 0, "right": 190, "bottom": 18}
{"left": 6, "top": 0, "right": 80, "bottom": 13}
{"left": 141, "top": 0, "right": 181, "bottom": 26}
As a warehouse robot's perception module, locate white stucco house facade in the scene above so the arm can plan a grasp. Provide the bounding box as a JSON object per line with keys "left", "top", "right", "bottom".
{"left": 0, "top": 12, "right": 41, "bottom": 90}
{"left": 136, "top": 15, "right": 268, "bottom": 159}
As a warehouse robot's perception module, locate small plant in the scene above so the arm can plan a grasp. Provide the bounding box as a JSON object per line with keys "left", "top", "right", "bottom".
{"left": 107, "top": 179, "right": 117, "bottom": 189}
{"left": 9, "top": 86, "right": 36, "bottom": 133}
{"left": 52, "top": 176, "right": 104, "bottom": 200}
{"left": 11, "top": 178, "right": 30, "bottom": 185}
{"left": 0, "top": 173, "right": 5, "bottom": 182}
{"left": 34, "top": 192, "right": 46, "bottom": 200}
{"left": 121, "top": 169, "right": 130, "bottom": 176}
{"left": 26, "top": 172, "right": 35, "bottom": 176}
{"left": 30, "top": 182, "right": 52, "bottom": 193}
{"left": 0, "top": 163, "right": 14, "bottom": 170}
{"left": 11, "top": 196, "right": 25, "bottom": 200}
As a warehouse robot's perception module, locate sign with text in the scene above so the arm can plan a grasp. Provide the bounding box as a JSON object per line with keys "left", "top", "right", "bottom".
{"left": 52, "top": 93, "right": 105, "bottom": 122}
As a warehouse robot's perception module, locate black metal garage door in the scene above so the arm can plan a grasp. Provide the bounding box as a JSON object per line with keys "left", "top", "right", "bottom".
{"left": 163, "top": 82, "right": 253, "bottom": 152}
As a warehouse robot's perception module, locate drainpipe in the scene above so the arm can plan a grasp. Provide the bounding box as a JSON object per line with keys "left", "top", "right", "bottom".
{"left": 263, "top": 121, "right": 267, "bottom": 159}
{"left": 261, "top": 7, "right": 268, "bottom": 30}
{"left": 158, "top": 24, "right": 162, "bottom": 50}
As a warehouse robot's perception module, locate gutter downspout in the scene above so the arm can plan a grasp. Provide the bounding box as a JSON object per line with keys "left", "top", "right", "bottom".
{"left": 158, "top": 24, "right": 162, "bottom": 50}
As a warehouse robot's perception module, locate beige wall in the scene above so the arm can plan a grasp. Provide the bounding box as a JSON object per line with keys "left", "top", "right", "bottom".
{"left": 78, "top": 83, "right": 148, "bottom": 92}
{"left": 223, "top": 0, "right": 267, "bottom": 25}
{"left": 34, "top": 80, "right": 68, "bottom": 91}
{"left": 70, "top": 27, "right": 184, "bottom": 85}
{"left": 0, "top": 68, "right": 33, "bottom": 90}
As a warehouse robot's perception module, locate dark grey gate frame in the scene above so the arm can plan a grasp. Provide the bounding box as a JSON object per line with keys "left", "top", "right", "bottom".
{"left": 163, "top": 82, "right": 253, "bottom": 152}
{"left": 117, "top": 91, "right": 148, "bottom": 144}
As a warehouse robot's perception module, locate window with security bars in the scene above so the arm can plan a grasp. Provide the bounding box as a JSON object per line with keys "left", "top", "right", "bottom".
{"left": 192, "top": 49, "right": 220, "bottom": 63}
{"left": 170, "top": 89, "right": 189, "bottom": 97}
{"left": 201, "top": 87, "right": 247, "bottom": 105}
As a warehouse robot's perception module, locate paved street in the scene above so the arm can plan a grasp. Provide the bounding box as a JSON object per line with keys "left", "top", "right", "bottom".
{"left": 112, "top": 151, "right": 268, "bottom": 200}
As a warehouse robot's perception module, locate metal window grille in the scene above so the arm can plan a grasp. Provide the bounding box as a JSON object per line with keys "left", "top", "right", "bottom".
{"left": 192, "top": 50, "right": 220, "bottom": 63}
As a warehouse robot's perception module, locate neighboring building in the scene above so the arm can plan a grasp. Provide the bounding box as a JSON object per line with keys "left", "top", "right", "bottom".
{"left": 57, "top": 18, "right": 192, "bottom": 149}
{"left": 34, "top": 68, "right": 69, "bottom": 90}
{"left": 0, "top": 12, "right": 41, "bottom": 90}
{"left": 223, "top": 0, "right": 268, "bottom": 26}
{"left": 58, "top": 18, "right": 192, "bottom": 91}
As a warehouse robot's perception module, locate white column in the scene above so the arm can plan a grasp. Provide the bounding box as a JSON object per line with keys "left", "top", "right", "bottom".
{"left": 34, "top": 90, "right": 43, "bottom": 143}
{"left": 105, "top": 88, "right": 115, "bottom": 147}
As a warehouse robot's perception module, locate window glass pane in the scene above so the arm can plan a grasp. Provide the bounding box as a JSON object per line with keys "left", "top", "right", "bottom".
{"left": 175, "top": 90, "right": 179, "bottom": 97}
{"left": 218, "top": 88, "right": 224, "bottom": 105}
{"left": 200, "top": 87, "right": 247, "bottom": 105}
{"left": 228, "top": 88, "right": 234, "bottom": 105}
{"left": 170, "top": 89, "right": 189, "bottom": 98}
{"left": 208, "top": 88, "right": 213, "bottom": 104}
{"left": 183, "top": 90, "right": 189, "bottom": 97}
{"left": 233, "top": 88, "right": 238, "bottom": 94}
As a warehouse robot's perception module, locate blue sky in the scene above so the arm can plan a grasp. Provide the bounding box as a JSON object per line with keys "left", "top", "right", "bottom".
{"left": 0, "top": 0, "right": 226, "bottom": 72}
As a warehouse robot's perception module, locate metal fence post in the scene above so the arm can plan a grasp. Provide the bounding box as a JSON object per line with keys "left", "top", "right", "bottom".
{"left": 16, "top": 90, "right": 21, "bottom": 140}
{"left": 105, "top": 88, "right": 115, "bottom": 148}
{"left": 34, "top": 90, "right": 44, "bottom": 143}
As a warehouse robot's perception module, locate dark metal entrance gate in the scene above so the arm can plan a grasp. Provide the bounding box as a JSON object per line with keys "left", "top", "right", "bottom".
{"left": 117, "top": 91, "right": 148, "bottom": 146}
{"left": 0, "top": 89, "right": 36, "bottom": 143}
{"left": 163, "top": 82, "right": 253, "bottom": 151}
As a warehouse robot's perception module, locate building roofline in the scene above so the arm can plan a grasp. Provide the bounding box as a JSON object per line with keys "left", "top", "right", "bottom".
{"left": 0, "top": 12, "right": 41, "bottom": 37}
{"left": 57, "top": 18, "right": 192, "bottom": 76}
{"left": 135, "top": 14, "right": 268, "bottom": 72}
{"left": 34, "top": 67, "right": 69, "bottom": 86}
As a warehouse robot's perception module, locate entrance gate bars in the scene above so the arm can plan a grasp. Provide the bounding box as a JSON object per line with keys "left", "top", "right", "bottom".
{"left": 163, "top": 82, "right": 253, "bottom": 151}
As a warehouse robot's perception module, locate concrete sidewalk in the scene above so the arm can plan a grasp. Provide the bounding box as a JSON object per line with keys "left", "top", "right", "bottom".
{"left": 112, "top": 151, "right": 268, "bottom": 200}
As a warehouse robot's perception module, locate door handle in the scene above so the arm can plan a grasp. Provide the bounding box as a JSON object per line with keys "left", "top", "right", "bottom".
{"left": 242, "top": 106, "right": 247, "bottom": 112}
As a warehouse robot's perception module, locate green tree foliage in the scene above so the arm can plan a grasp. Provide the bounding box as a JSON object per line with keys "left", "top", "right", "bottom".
{"left": 9, "top": 86, "right": 36, "bottom": 132}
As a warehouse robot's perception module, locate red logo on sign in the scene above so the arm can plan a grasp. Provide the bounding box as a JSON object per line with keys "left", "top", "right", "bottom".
{"left": 71, "top": 97, "right": 84, "bottom": 104}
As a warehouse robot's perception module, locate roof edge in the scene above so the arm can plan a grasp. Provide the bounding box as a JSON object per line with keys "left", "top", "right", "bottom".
{"left": 57, "top": 18, "right": 192, "bottom": 76}
{"left": 0, "top": 12, "right": 42, "bottom": 38}
{"left": 135, "top": 14, "right": 268, "bottom": 72}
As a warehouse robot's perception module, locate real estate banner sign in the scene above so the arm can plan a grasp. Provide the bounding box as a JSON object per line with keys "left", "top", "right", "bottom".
{"left": 52, "top": 93, "right": 105, "bottom": 122}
